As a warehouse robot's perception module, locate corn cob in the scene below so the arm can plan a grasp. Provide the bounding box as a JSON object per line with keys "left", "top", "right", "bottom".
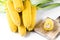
{"left": 18, "top": 25, "right": 26, "bottom": 36}
{"left": 6, "top": 10, "right": 18, "bottom": 32}
{"left": 22, "top": 0, "right": 31, "bottom": 28}
{"left": 12, "top": 0, "right": 24, "bottom": 12}
{"left": 44, "top": 18, "right": 54, "bottom": 31}
{"left": 7, "top": 0, "right": 21, "bottom": 26}
{"left": 27, "top": 6, "right": 37, "bottom": 31}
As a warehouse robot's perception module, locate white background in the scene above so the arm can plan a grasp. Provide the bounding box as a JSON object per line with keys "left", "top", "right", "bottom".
{"left": 0, "top": 0, "right": 60, "bottom": 40}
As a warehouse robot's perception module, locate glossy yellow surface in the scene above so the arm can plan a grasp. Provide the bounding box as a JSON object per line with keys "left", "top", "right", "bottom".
{"left": 7, "top": 0, "right": 21, "bottom": 26}
{"left": 44, "top": 18, "right": 54, "bottom": 31}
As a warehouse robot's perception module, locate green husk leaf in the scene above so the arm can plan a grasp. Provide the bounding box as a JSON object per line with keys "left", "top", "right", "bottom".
{"left": 43, "top": 3, "right": 60, "bottom": 9}
{"left": 30, "top": 0, "right": 53, "bottom": 6}
{"left": 37, "top": 3, "right": 60, "bottom": 10}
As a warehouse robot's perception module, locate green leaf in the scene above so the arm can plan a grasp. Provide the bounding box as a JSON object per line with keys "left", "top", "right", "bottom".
{"left": 30, "top": 0, "right": 53, "bottom": 6}
{"left": 37, "top": 3, "right": 60, "bottom": 10}
{"left": 43, "top": 3, "right": 60, "bottom": 9}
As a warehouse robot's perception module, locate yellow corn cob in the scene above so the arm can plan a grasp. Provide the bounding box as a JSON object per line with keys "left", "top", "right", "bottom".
{"left": 22, "top": 0, "right": 31, "bottom": 28}
{"left": 12, "top": 0, "right": 24, "bottom": 12}
{"left": 6, "top": 10, "right": 18, "bottom": 32}
{"left": 44, "top": 18, "right": 54, "bottom": 31}
{"left": 18, "top": 25, "right": 26, "bottom": 36}
{"left": 27, "top": 6, "right": 37, "bottom": 31}
{"left": 7, "top": 0, "right": 21, "bottom": 26}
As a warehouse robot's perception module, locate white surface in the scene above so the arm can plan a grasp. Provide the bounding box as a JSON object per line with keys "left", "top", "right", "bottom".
{"left": 36, "top": 7, "right": 60, "bottom": 23}
{"left": 0, "top": 7, "right": 60, "bottom": 40}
